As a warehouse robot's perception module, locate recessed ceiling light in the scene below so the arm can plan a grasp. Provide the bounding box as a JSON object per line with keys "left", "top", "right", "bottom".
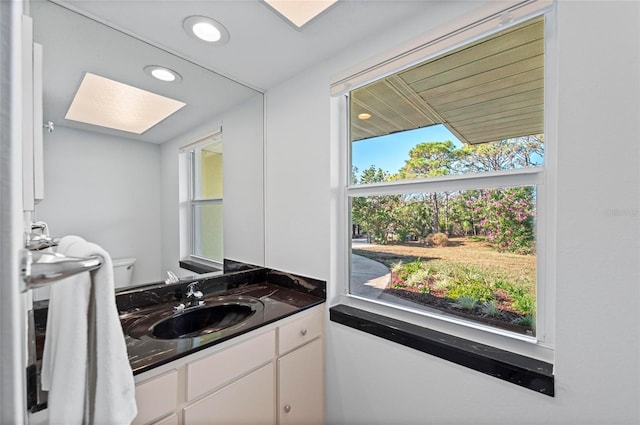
{"left": 144, "top": 65, "right": 182, "bottom": 83}
{"left": 358, "top": 113, "right": 372, "bottom": 120}
{"left": 264, "top": 0, "right": 338, "bottom": 28}
{"left": 184, "top": 16, "right": 229, "bottom": 45}
{"left": 65, "top": 72, "right": 186, "bottom": 134}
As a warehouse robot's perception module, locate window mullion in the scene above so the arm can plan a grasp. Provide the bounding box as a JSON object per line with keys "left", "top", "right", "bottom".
{"left": 191, "top": 198, "right": 223, "bottom": 205}
{"left": 347, "top": 168, "right": 544, "bottom": 197}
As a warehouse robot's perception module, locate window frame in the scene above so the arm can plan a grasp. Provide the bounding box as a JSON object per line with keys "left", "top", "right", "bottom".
{"left": 332, "top": 2, "right": 556, "bottom": 362}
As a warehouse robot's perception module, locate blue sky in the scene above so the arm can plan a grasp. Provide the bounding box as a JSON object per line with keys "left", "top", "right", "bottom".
{"left": 351, "top": 124, "right": 462, "bottom": 178}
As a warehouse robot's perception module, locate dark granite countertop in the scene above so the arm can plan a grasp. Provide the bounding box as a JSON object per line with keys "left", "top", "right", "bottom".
{"left": 122, "top": 280, "right": 325, "bottom": 375}
{"left": 30, "top": 266, "right": 325, "bottom": 411}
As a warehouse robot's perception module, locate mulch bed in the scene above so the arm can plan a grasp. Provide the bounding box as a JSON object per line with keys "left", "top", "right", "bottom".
{"left": 383, "top": 282, "right": 534, "bottom": 336}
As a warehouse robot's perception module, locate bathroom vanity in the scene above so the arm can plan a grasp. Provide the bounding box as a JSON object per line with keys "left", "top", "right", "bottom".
{"left": 133, "top": 304, "right": 324, "bottom": 425}
{"left": 31, "top": 266, "right": 326, "bottom": 425}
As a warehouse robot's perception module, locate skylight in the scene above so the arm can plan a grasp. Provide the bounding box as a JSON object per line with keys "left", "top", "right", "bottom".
{"left": 264, "top": 0, "right": 337, "bottom": 28}
{"left": 65, "top": 72, "right": 186, "bottom": 134}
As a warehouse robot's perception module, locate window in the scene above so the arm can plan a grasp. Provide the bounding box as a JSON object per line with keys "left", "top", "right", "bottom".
{"left": 344, "top": 14, "right": 551, "bottom": 344}
{"left": 182, "top": 131, "right": 223, "bottom": 266}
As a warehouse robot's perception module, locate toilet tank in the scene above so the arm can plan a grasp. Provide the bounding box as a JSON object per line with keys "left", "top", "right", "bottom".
{"left": 112, "top": 257, "right": 136, "bottom": 289}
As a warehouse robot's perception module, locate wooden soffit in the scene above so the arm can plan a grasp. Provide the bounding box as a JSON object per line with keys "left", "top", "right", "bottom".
{"left": 350, "top": 17, "right": 544, "bottom": 145}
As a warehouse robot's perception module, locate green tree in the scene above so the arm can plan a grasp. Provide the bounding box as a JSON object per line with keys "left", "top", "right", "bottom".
{"left": 398, "top": 141, "right": 460, "bottom": 233}
{"left": 471, "top": 186, "right": 536, "bottom": 254}
{"left": 351, "top": 165, "right": 398, "bottom": 244}
{"left": 448, "top": 190, "right": 483, "bottom": 236}
{"left": 458, "top": 135, "right": 544, "bottom": 172}
{"left": 399, "top": 194, "right": 433, "bottom": 241}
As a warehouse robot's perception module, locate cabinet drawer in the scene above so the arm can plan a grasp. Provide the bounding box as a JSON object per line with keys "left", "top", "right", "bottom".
{"left": 133, "top": 369, "right": 178, "bottom": 425}
{"left": 278, "top": 307, "right": 323, "bottom": 355}
{"left": 183, "top": 363, "right": 275, "bottom": 425}
{"left": 187, "top": 329, "right": 275, "bottom": 401}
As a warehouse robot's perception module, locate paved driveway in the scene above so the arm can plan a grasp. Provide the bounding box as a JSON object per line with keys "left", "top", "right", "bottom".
{"left": 350, "top": 254, "right": 390, "bottom": 298}
{"left": 350, "top": 249, "right": 424, "bottom": 309}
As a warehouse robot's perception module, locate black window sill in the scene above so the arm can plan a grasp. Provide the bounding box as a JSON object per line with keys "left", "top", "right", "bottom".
{"left": 329, "top": 304, "right": 554, "bottom": 396}
{"left": 179, "top": 259, "right": 222, "bottom": 275}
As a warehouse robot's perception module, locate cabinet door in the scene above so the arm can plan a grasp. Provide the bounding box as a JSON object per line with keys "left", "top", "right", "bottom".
{"left": 133, "top": 369, "right": 178, "bottom": 425}
{"left": 278, "top": 338, "right": 324, "bottom": 425}
{"left": 184, "top": 363, "right": 275, "bottom": 425}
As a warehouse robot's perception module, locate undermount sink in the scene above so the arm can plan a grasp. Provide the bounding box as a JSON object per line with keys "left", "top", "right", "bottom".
{"left": 126, "top": 296, "right": 264, "bottom": 340}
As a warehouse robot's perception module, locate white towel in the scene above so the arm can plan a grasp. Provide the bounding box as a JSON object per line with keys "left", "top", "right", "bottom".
{"left": 41, "top": 236, "right": 137, "bottom": 425}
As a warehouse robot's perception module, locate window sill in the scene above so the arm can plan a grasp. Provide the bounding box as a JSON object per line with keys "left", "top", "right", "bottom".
{"left": 179, "top": 259, "right": 222, "bottom": 275}
{"left": 329, "top": 304, "right": 554, "bottom": 396}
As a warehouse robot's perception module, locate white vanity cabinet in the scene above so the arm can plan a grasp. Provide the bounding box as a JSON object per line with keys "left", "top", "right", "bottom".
{"left": 131, "top": 304, "right": 324, "bottom": 425}
{"left": 278, "top": 336, "right": 324, "bottom": 424}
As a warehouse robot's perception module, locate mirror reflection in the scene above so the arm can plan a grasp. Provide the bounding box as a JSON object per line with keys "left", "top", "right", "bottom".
{"left": 30, "top": 0, "right": 265, "bottom": 289}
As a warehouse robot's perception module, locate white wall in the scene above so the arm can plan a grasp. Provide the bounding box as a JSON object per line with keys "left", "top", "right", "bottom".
{"left": 265, "top": 1, "right": 640, "bottom": 424}
{"left": 36, "top": 126, "right": 162, "bottom": 285}
{"left": 160, "top": 93, "right": 264, "bottom": 277}
{"left": 222, "top": 94, "right": 265, "bottom": 266}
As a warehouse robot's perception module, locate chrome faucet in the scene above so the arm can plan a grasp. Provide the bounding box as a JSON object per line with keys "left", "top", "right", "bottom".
{"left": 186, "top": 282, "right": 203, "bottom": 304}
{"left": 25, "top": 222, "right": 60, "bottom": 251}
{"left": 173, "top": 281, "right": 204, "bottom": 313}
{"left": 182, "top": 282, "right": 205, "bottom": 309}
{"left": 25, "top": 233, "right": 61, "bottom": 251}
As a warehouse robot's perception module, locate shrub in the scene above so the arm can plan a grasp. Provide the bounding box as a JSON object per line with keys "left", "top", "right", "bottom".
{"left": 471, "top": 187, "right": 536, "bottom": 255}
{"left": 404, "top": 259, "right": 423, "bottom": 275}
{"left": 445, "top": 264, "right": 494, "bottom": 302}
{"left": 516, "top": 314, "right": 535, "bottom": 329}
{"left": 448, "top": 282, "right": 493, "bottom": 302}
{"left": 391, "top": 259, "right": 424, "bottom": 285}
{"left": 512, "top": 293, "right": 535, "bottom": 315}
{"left": 390, "top": 262, "right": 404, "bottom": 274}
{"left": 456, "top": 296, "right": 478, "bottom": 310}
{"left": 482, "top": 300, "right": 501, "bottom": 317}
{"left": 406, "top": 269, "right": 430, "bottom": 287}
{"left": 427, "top": 232, "right": 449, "bottom": 247}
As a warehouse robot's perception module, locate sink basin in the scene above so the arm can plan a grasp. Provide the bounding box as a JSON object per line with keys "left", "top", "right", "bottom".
{"left": 152, "top": 304, "right": 254, "bottom": 339}
{"left": 125, "top": 295, "right": 264, "bottom": 340}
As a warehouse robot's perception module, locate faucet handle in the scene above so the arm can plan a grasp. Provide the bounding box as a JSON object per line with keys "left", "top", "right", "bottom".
{"left": 25, "top": 233, "right": 60, "bottom": 251}
{"left": 186, "top": 282, "right": 203, "bottom": 299}
{"left": 31, "top": 221, "right": 48, "bottom": 233}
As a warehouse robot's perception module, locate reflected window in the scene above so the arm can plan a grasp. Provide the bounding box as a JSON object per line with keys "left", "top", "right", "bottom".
{"left": 184, "top": 132, "right": 223, "bottom": 265}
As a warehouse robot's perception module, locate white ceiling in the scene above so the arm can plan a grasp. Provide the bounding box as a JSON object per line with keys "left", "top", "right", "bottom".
{"left": 32, "top": 0, "right": 493, "bottom": 145}
{"left": 31, "top": 0, "right": 261, "bottom": 144}
{"left": 57, "top": 0, "right": 444, "bottom": 91}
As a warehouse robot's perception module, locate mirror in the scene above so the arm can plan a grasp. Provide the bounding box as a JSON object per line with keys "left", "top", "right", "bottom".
{"left": 29, "top": 0, "right": 265, "bottom": 289}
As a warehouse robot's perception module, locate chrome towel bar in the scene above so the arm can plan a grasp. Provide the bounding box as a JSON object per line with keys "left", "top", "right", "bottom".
{"left": 21, "top": 250, "right": 103, "bottom": 291}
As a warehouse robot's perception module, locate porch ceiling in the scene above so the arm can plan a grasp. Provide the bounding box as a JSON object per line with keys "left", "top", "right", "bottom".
{"left": 350, "top": 17, "right": 544, "bottom": 145}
